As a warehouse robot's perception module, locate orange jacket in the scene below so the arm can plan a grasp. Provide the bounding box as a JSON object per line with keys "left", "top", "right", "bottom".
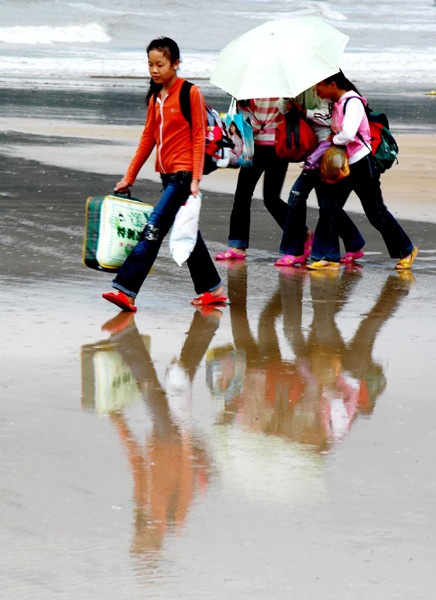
{"left": 125, "top": 78, "right": 206, "bottom": 184}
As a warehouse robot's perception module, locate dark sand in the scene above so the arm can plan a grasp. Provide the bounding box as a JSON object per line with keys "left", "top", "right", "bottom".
{"left": 1, "top": 86, "right": 436, "bottom": 599}
{"left": 1, "top": 81, "right": 436, "bottom": 133}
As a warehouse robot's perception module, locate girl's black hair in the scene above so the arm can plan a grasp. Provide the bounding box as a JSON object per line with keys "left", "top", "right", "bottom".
{"left": 229, "top": 121, "right": 242, "bottom": 139}
{"left": 145, "top": 37, "right": 180, "bottom": 105}
{"left": 323, "top": 69, "right": 362, "bottom": 96}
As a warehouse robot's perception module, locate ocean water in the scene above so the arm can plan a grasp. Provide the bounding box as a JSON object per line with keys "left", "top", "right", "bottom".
{"left": 1, "top": 0, "right": 436, "bottom": 90}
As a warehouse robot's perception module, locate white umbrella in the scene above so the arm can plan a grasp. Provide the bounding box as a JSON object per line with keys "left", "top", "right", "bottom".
{"left": 210, "top": 16, "right": 349, "bottom": 100}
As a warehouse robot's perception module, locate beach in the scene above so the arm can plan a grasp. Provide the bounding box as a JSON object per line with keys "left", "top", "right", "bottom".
{"left": 2, "top": 0, "right": 436, "bottom": 593}
{"left": 2, "top": 79, "right": 436, "bottom": 225}
{"left": 1, "top": 80, "right": 436, "bottom": 599}
{"left": 3, "top": 116, "right": 436, "bottom": 223}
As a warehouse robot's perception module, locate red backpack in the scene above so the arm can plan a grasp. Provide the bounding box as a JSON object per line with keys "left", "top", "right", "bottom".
{"left": 275, "top": 108, "right": 317, "bottom": 162}
{"left": 343, "top": 97, "right": 399, "bottom": 173}
{"left": 153, "top": 81, "right": 234, "bottom": 174}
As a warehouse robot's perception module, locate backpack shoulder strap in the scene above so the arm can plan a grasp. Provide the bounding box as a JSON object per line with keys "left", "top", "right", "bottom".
{"left": 153, "top": 80, "right": 193, "bottom": 128}
{"left": 285, "top": 109, "right": 300, "bottom": 148}
{"left": 342, "top": 95, "right": 373, "bottom": 152}
{"left": 343, "top": 95, "right": 366, "bottom": 115}
{"left": 179, "top": 80, "right": 194, "bottom": 129}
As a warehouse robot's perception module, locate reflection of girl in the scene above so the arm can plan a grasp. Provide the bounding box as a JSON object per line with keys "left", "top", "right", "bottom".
{"left": 105, "top": 309, "right": 221, "bottom": 556}
{"left": 228, "top": 121, "right": 244, "bottom": 165}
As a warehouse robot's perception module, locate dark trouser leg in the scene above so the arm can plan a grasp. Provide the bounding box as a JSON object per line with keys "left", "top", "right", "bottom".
{"left": 312, "top": 163, "right": 368, "bottom": 262}
{"left": 179, "top": 311, "right": 221, "bottom": 381}
{"left": 344, "top": 274, "right": 410, "bottom": 378}
{"left": 280, "top": 271, "right": 307, "bottom": 357}
{"left": 113, "top": 181, "right": 190, "bottom": 297}
{"left": 228, "top": 145, "right": 266, "bottom": 249}
{"left": 311, "top": 177, "right": 352, "bottom": 262}
{"left": 262, "top": 146, "right": 289, "bottom": 229}
{"left": 281, "top": 169, "right": 365, "bottom": 257}
{"left": 187, "top": 231, "right": 222, "bottom": 295}
{"left": 280, "top": 170, "right": 317, "bottom": 255}
{"left": 336, "top": 208, "right": 366, "bottom": 253}
{"left": 114, "top": 180, "right": 221, "bottom": 297}
{"left": 309, "top": 274, "right": 346, "bottom": 354}
{"left": 227, "top": 262, "right": 259, "bottom": 363}
{"left": 352, "top": 155, "right": 414, "bottom": 258}
{"left": 257, "top": 289, "right": 282, "bottom": 363}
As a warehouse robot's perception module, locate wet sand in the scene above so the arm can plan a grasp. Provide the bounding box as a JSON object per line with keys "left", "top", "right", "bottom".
{"left": 1, "top": 88, "right": 436, "bottom": 599}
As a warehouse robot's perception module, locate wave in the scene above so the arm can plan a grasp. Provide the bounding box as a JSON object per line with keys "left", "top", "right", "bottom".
{"left": 1, "top": 47, "right": 435, "bottom": 85}
{"left": 0, "top": 23, "right": 110, "bottom": 45}
{"left": 67, "top": 2, "right": 178, "bottom": 17}
{"left": 230, "top": 7, "right": 348, "bottom": 22}
{"left": 342, "top": 22, "right": 436, "bottom": 32}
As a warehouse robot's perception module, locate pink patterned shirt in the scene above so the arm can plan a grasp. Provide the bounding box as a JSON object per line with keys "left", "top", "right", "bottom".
{"left": 237, "top": 98, "right": 282, "bottom": 146}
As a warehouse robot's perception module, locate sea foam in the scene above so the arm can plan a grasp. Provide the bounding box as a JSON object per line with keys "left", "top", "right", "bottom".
{"left": 0, "top": 23, "right": 110, "bottom": 45}
{"left": 2, "top": 48, "right": 435, "bottom": 86}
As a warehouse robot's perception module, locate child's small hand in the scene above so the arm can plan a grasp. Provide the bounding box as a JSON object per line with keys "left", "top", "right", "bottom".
{"left": 288, "top": 100, "right": 306, "bottom": 117}
{"left": 190, "top": 179, "right": 200, "bottom": 197}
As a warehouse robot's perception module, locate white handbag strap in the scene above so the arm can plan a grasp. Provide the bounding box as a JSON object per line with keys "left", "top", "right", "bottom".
{"left": 228, "top": 97, "right": 238, "bottom": 117}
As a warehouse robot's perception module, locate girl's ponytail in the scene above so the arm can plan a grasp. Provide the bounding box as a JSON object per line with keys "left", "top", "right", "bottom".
{"left": 145, "top": 80, "right": 162, "bottom": 105}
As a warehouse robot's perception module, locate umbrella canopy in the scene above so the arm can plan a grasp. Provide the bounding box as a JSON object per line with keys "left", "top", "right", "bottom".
{"left": 210, "top": 16, "right": 349, "bottom": 100}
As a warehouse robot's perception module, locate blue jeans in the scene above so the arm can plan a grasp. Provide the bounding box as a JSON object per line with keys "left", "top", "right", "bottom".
{"left": 228, "top": 145, "right": 288, "bottom": 249}
{"left": 113, "top": 175, "right": 222, "bottom": 298}
{"left": 312, "top": 154, "right": 413, "bottom": 262}
{"left": 280, "top": 169, "right": 365, "bottom": 256}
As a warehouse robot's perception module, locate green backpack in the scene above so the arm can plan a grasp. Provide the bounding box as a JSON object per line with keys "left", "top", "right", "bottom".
{"left": 344, "top": 97, "right": 398, "bottom": 173}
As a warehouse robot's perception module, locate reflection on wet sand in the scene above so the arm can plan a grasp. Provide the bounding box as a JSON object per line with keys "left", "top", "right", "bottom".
{"left": 208, "top": 263, "right": 413, "bottom": 452}
{"left": 81, "top": 308, "right": 222, "bottom": 560}
{"left": 80, "top": 267, "right": 413, "bottom": 561}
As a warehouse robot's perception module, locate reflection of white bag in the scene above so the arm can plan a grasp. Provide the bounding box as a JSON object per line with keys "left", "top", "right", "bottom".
{"left": 169, "top": 194, "right": 202, "bottom": 266}
{"left": 165, "top": 360, "right": 192, "bottom": 428}
{"left": 81, "top": 335, "right": 151, "bottom": 415}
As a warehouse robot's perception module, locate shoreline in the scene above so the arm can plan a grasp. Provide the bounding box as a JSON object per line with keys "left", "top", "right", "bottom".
{"left": 1, "top": 116, "right": 436, "bottom": 225}
{"left": 1, "top": 79, "right": 436, "bottom": 134}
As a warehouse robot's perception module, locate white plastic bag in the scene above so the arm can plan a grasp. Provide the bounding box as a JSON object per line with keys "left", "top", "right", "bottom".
{"left": 169, "top": 193, "right": 202, "bottom": 266}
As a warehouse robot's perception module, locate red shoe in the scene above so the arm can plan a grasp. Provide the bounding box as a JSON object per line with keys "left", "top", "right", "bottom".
{"left": 102, "top": 291, "right": 137, "bottom": 312}
{"left": 274, "top": 254, "right": 306, "bottom": 267}
{"left": 101, "top": 312, "right": 135, "bottom": 333}
{"left": 340, "top": 250, "right": 364, "bottom": 264}
{"left": 215, "top": 249, "right": 246, "bottom": 260}
{"left": 191, "top": 292, "right": 227, "bottom": 306}
{"left": 197, "top": 305, "right": 225, "bottom": 317}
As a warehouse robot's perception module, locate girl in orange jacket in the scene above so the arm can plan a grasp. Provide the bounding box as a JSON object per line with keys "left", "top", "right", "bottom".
{"left": 103, "top": 37, "right": 226, "bottom": 312}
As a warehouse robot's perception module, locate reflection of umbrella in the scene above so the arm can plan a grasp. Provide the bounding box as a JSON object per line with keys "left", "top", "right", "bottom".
{"left": 212, "top": 427, "right": 326, "bottom": 505}
{"left": 210, "top": 16, "right": 349, "bottom": 100}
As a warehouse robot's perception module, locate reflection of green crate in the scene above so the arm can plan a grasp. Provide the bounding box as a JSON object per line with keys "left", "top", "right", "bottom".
{"left": 81, "top": 336, "right": 150, "bottom": 414}
{"left": 82, "top": 194, "right": 154, "bottom": 272}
